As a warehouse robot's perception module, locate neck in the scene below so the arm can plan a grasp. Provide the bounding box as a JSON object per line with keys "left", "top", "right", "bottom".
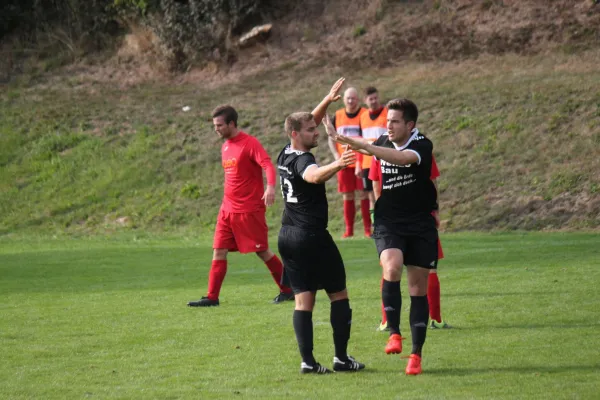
{"left": 370, "top": 105, "right": 382, "bottom": 113}
{"left": 345, "top": 106, "right": 359, "bottom": 114}
{"left": 291, "top": 141, "right": 310, "bottom": 153}
{"left": 229, "top": 129, "right": 240, "bottom": 139}
{"left": 391, "top": 132, "right": 411, "bottom": 147}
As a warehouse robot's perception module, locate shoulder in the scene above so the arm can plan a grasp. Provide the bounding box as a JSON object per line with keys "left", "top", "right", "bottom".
{"left": 409, "top": 131, "right": 432, "bottom": 149}
{"left": 374, "top": 134, "right": 390, "bottom": 146}
{"left": 358, "top": 107, "right": 369, "bottom": 120}
{"left": 244, "top": 133, "right": 262, "bottom": 145}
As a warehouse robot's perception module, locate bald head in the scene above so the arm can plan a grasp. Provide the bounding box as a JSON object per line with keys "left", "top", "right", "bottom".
{"left": 343, "top": 87, "right": 360, "bottom": 113}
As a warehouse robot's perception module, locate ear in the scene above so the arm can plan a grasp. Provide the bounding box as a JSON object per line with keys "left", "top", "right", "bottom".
{"left": 407, "top": 121, "right": 416, "bottom": 131}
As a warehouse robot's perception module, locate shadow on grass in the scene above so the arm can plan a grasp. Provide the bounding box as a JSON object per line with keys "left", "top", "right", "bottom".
{"left": 427, "top": 364, "right": 600, "bottom": 376}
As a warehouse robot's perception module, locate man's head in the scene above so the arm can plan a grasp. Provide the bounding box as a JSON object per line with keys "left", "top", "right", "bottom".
{"left": 212, "top": 105, "right": 238, "bottom": 139}
{"left": 343, "top": 87, "right": 360, "bottom": 113}
{"left": 386, "top": 98, "right": 418, "bottom": 144}
{"left": 364, "top": 86, "right": 381, "bottom": 111}
{"left": 285, "top": 112, "right": 319, "bottom": 150}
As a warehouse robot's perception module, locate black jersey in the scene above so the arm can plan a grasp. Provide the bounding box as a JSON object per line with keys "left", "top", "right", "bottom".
{"left": 373, "top": 129, "right": 437, "bottom": 234}
{"left": 277, "top": 144, "right": 328, "bottom": 230}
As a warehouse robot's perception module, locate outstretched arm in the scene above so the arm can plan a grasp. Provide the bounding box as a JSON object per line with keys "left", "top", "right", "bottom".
{"left": 324, "top": 116, "right": 420, "bottom": 166}
{"left": 303, "top": 146, "right": 356, "bottom": 184}
{"left": 323, "top": 113, "right": 371, "bottom": 155}
{"left": 311, "top": 77, "right": 345, "bottom": 126}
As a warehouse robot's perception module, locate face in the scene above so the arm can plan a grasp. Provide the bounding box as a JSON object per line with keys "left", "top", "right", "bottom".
{"left": 213, "top": 115, "right": 234, "bottom": 139}
{"left": 387, "top": 109, "right": 414, "bottom": 144}
{"left": 293, "top": 118, "right": 319, "bottom": 149}
{"left": 343, "top": 89, "right": 359, "bottom": 112}
{"left": 365, "top": 92, "right": 381, "bottom": 110}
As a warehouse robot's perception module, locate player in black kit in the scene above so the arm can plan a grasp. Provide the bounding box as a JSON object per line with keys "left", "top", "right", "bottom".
{"left": 277, "top": 78, "right": 366, "bottom": 375}
{"left": 324, "top": 98, "right": 437, "bottom": 376}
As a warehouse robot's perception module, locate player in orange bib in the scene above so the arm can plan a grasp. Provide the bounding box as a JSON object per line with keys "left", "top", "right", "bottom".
{"left": 359, "top": 87, "right": 388, "bottom": 221}
{"left": 327, "top": 88, "right": 371, "bottom": 238}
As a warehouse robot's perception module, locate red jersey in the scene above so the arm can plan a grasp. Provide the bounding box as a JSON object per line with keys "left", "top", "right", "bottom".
{"left": 221, "top": 132, "right": 276, "bottom": 213}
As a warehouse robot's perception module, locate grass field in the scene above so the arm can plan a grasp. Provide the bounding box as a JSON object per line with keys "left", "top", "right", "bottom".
{"left": 1, "top": 232, "right": 599, "bottom": 399}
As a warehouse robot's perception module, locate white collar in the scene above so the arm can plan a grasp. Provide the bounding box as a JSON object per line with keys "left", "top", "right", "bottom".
{"left": 392, "top": 128, "right": 420, "bottom": 150}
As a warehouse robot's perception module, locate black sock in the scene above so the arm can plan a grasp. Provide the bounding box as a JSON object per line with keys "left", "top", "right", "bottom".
{"left": 410, "top": 295, "right": 429, "bottom": 356}
{"left": 293, "top": 310, "right": 315, "bottom": 365}
{"left": 382, "top": 279, "right": 401, "bottom": 335}
{"left": 330, "top": 298, "right": 352, "bottom": 360}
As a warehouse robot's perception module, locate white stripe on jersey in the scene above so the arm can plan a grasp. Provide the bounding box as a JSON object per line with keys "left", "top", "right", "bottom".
{"left": 337, "top": 125, "right": 361, "bottom": 137}
{"left": 404, "top": 149, "right": 421, "bottom": 165}
{"left": 301, "top": 164, "right": 318, "bottom": 180}
{"left": 392, "top": 128, "right": 421, "bottom": 150}
{"left": 362, "top": 126, "right": 387, "bottom": 140}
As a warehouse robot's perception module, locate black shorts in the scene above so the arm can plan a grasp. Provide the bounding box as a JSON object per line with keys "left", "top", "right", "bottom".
{"left": 373, "top": 225, "right": 438, "bottom": 269}
{"left": 362, "top": 168, "right": 373, "bottom": 192}
{"left": 278, "top": 225, "right": 347, "bottom": 294}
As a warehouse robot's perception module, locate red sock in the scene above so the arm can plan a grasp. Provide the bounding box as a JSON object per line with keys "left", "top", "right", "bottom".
{"left": 265, "top": 255, "right": 292, "bottom": 293}
{"left": 380, "top": 278, "right": 387, "bottom": 324}
{"left": 207, "top": 260, "right": 227, "bottom": 300}
{"left": 360, "top": 199, "right": 371, "bottom": 234}
{"left": 343, "top": 200, "right": 356, "bottom": 235}
{"left": 428, "top": 272, "right": 442, "bottom": 323}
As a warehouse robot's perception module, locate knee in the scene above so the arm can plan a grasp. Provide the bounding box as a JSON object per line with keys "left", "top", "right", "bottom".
{"left": 328, "top": 289, "right": 348, "bottom": 303}
{"left": 213, "top": 248, "right": 228, "bottom": 260}
{"left": 295, "top": 293, "right": 315, "bottom": 311}
{"left": 342, "top": 193, "right": 354, "bottom": 201}
{"left": 381, "top": 259, "right": 402, "bottom": 281}
{"left": 256, "top": 249, "right": 273, "bottom": 262}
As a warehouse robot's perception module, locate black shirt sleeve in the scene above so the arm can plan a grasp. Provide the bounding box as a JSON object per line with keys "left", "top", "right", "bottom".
{"left": 373, "top": 135, "right": 387, "bottom": 147}
{"left": 408, "top": 139, "right": 433, "bottom": 167}
{"left": 294, "top": 153, "right": 318, "bottom": 179}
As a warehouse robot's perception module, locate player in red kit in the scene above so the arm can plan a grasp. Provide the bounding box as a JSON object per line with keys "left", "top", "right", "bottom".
{"left": 188, "top": 105, "right": 294, "bottom": 307}
{"left": 369, "top": 155, "right": 451, "bottom": 330}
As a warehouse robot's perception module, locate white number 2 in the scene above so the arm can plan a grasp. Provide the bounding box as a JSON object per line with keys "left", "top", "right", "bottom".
{"left": 282, "top": 178, "right": 298, "bottom": 203}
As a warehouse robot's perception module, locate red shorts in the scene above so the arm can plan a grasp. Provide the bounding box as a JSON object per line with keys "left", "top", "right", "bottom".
{"left": 337, "top": 167, "right": 364, "bottom": 193}
{"left": 213, "top": 208, "right": 269, "bottom": 253}
{"left": 437, "top": 237, "right": 444, "bottom": 260}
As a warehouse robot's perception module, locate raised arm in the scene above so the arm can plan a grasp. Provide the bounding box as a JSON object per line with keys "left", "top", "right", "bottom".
{"left": 311, "top": 77, "right": 345, "bottom": 126}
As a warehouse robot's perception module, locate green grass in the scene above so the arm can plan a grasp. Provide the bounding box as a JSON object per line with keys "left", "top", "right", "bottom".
{"left": 1, "top": 232, "right": 599, "bottom": 399}
{"left": 1, "top": 51, "right": 600, "bottom": 235}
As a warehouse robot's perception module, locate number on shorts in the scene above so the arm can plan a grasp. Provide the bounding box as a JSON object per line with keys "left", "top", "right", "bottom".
{"left": 281, "top": 178, "right": 298, "bottom": 203}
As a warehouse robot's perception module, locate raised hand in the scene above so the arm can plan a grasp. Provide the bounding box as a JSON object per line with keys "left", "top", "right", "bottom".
{"left": 327, "top": 77, "right": 345, "bottom": 103}
{"left": 338, "top": 145, "right": 356, "bottom": 168}
{"left": 323, "top": 114, "right": 338, "bottom": 140}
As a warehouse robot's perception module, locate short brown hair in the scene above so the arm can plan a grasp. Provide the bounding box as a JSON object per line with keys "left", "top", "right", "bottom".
{"left": 284, "top": 112, "right": 313, "bottom": 136}
{"left": 212, "top": 105, "right": 238, "bottom": 127}
{"left": 387, "top": 98, "right": 418, "bottom": 125}
{"left": 365, "top": 86, "right": 378, "bottom": 96}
